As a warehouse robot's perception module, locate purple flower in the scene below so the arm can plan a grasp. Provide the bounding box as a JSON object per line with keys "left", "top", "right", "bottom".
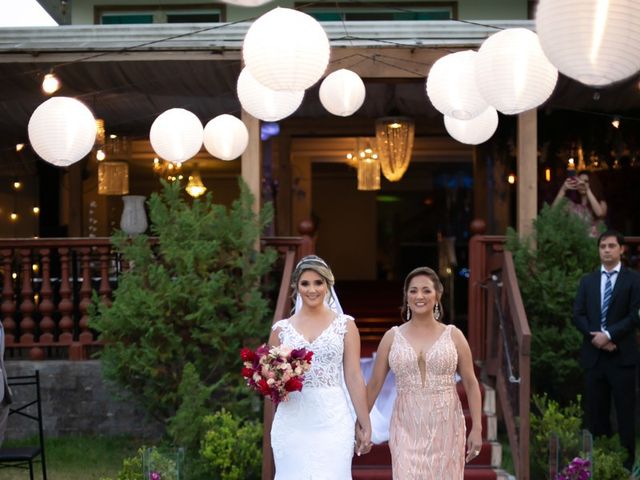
{"left": 149, "top": 472, "right": 161, "bottom": 480}
{"left": 290, "top": 348, "right": 307, "bottom": 360}
{"left": 556, "top": 457, "right": 591, "bottom": 480}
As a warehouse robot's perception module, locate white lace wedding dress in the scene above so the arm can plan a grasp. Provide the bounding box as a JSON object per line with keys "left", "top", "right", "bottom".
{"left": 271, "top": 314, "right": 355, "bottom": 480}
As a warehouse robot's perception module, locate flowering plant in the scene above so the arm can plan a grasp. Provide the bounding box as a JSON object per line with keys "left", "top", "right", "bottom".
{"left": 241, "top": 344, "right": 313, "bottom": 404}
{"left": 556, "top": 456, "right": 591, "bottom": 480}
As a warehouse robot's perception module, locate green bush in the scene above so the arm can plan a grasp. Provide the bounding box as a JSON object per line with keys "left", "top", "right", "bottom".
{"left": 99, "top": 447, "right": 144, "bottom": 480}
{"left": 530, "top": 394, "right": 583, "bottom": 479}
{"left": 90, "top": 179, "right": 277, "bottom": 425}
{"left": 530, "top": 394, "right": 627, "bottom": 479}
{"left": 506, "top": 201, "right": 599, "bottom": 402}
{"left": 199, "top": 409, "right": 262, "bottom": 480}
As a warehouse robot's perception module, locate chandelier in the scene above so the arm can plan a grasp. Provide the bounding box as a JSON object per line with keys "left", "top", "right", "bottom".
{"left": 185, "top": 164, "right": 207, "bottom": 198}
{"left": 152, "top": 157, "right": 183, "bottom": 182}
{"left": 375, "top": 116, "right": 415, "bottom": 181}
{"left": 97, "top": 130, "right": 130, "bottom": 195}
{"left": 346, "top": 140, "right": 381, "bottom": 191}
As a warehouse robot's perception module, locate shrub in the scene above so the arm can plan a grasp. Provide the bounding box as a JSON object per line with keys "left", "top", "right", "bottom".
{"left": 530, "top": 394, "right": 627, "bottom": 479}
{"left": 506, "top": 202, "right": 599, "bottom": 402}
{"left": 90, "top": 179, "right": 277, "bottom": 425}
{"left": 199, "top": 409, "right": 262, "bottom": 480}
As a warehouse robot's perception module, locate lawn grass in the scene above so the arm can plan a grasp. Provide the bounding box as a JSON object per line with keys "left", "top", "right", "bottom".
{"left": 0, "top": 436, "right": 145, "bottom": 480}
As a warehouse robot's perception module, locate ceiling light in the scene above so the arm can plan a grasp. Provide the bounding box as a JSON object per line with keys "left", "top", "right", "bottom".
{"left": 42, "top": 71, "right": 61, "bottom": 94}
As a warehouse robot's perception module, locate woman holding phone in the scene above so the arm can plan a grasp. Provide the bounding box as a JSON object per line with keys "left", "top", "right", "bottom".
{"left": 552, "top": 170, "right": 607, "bottom": 237}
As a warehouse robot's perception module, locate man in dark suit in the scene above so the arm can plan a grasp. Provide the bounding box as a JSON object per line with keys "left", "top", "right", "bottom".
{"left": 574, "top": 230, "right": 640, "bottom": 470}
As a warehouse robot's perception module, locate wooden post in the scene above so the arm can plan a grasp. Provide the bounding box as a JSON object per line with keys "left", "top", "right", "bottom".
{"left": 517, "top": 110, "right": 537, "bottom": 237}
{"left": 241, "top": 110, "right": 261, "bottom": 216}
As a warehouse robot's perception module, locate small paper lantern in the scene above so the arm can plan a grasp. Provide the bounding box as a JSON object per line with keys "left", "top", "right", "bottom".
{"left": 476, "top": 28, "right": 558, "bottom": 114}
{"left": 27, "top": 97, "right": 97, "bottom": 167}
{"left": 203, "top": 114, "right": 249, "bottom": 161}
{"left": 444, "top": 107, "right": 499, "bottom": 145}
{"left": 150, "top": 108, "right": 203, "bottom": 164}
{"left": 319, "top": 69, "right": 366, "bottom": 117}
{"left": 237, "top": 68, "right": 304, "bottom": 122}
{"left": 243, "top": 7, "right": 330, "bottom": 91}
{"left": 536, "top": 0, "right": 640, "bottom": 86}
{"left": 426, "top": 50, "right": 489, "bottom": 120}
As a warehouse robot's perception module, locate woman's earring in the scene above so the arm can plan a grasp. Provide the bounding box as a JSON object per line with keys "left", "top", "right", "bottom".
{"left": 405, "top": 305, "right": 411, "bottom": 321}
{"left": 433, "top": 303, "right": 441, "bottom": 321}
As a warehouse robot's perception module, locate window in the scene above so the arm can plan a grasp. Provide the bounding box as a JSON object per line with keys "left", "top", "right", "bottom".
{"left": 296, "top": 2, "right": 457, "bottom": 22}
{"left": 96, "top": 4, "right": 224, "bottom": 24}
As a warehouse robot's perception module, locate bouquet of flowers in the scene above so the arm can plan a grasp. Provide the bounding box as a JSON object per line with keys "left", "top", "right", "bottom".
{"left": 240, "top": 344, "right": 313, "bottom": 404}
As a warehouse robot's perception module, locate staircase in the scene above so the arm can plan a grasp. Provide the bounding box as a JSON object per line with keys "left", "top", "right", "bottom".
{"left": 337, "top": 281, "right": 510, "bottom": 480}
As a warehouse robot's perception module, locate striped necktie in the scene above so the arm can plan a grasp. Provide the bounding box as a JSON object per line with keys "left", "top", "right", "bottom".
{"left": 601, "top": 271, "right": 618, "bottom": 328}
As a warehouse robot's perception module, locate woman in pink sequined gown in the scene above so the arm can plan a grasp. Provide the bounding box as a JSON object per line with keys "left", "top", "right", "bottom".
{"left": 365, "top": 267, "right": 483, "bottom": 479}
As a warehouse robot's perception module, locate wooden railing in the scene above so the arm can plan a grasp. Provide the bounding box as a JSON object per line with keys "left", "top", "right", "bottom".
{"left": 468, "top": 232, "right": 640, "bottom": 480}
{"left": 0, "top": 233, "right": 314, "bottom": 362}
{"left": 469, "top": 235, "right": 531, "bottom": 480}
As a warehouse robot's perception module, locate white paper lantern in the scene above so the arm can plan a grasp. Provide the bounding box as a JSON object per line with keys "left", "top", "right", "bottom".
{"left": 27, "top": 97, "right": 97, "bottom": 167}
{"left": 444, "top": 106, "right": 499, "bottom": 145}
{"left": 203, "top": 114, "right": 249, "bottom": 161}
{"left": 426, "top": 50, "right": 489, "bottom": 120}
{"left": 243, "top": 7, "right": 330, "bottom": 91}
{"left": 536, "top": 0, "right": 640, "bottom": 86}
{"left": 319, "top": 69, "right": 366, "bottom": 117}
{"left": 237, "top": 67, "right": 304, "bottom": 122}
{"left": 476, "top": 28, "right": 558, "bottom": 114}
{"left": 150, "top": 108, "right": 203, "bottom": 164}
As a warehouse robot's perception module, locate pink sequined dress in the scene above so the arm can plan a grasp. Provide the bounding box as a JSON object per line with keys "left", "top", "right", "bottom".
{"left": 388, "top": 324, "right": 465, "bottom": 479}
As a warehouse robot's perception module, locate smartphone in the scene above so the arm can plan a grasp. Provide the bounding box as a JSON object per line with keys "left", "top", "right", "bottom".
{"left": 567, "top": 169, "right": 576, "bottom": 177}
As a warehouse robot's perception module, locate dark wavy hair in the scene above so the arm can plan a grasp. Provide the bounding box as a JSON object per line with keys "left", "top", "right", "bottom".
{"left": 400, "top": 266, "right": 444, "bottom": 322}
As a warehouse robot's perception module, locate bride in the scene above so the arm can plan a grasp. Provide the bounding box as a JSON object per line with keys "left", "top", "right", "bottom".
{"left": 268, "top": 255, "right": 372, "bottom": 479}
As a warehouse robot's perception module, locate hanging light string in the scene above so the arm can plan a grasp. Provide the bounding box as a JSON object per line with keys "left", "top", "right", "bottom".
{"left": 0, "top": 6, "right": 639, "bottom": 158}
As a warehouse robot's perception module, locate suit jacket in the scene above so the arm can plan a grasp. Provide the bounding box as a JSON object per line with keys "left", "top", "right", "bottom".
{"left": 0, "top": 323, "right": 11, "bottom": 405}
{"left": 573, "top": 267, "right": 640, "bottom": 369}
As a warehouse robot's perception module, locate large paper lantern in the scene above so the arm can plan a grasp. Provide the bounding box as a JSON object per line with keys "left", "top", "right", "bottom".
{"left": 243, "top": 7, "right": 330, "bottom": 91}
{"left": 27, "top": 97, "right": 97, "bottom": 167}
{"left": 426, "top": 50, "right": 489, "bottom": 120}
{"left": 536, "top": 0, "right": 640, "bottom": 86}
{"left": 237, "top": 67, "right": 304, "bottom": 122}
{"left": 319, "top": 69, "right": 366, "bottom": 117}
{"left": 476, "top": 28, "right": 558, "bottom": 114}
{"left": 150, "top": 108, "right": 203, "bottom": 164}
{"left": 444, "top": 106, "right": 499, "bottom": 145}
{"left": 203, "top": 114, "right": 249, "bottom": 161}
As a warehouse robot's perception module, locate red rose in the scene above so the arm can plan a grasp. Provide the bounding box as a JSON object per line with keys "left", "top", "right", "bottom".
{"left": 241, "top": 367, "right": 254, "bottom": 378}
{"left": 257, "top": 379, "right": 271, "bottom": 395}
{"left": 285, "top": 377, "right": 303, "bottom": 392}
{"left": 304, "top": 351, "right": 313, "bottom": 362}
{"left": 240, "top": 347, "right": 255, "bottom": 362}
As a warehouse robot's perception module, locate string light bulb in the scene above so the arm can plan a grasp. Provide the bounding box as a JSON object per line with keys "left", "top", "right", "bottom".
{"left": 15, "top": 143, "right": 24, "bottom": 152}
{"left": 32, "top": 207, "right": 40, "bottom": 215}
{"left": 42, "top": 71, "right": 61, "bottom": 94}
{"left": 611, "top": 116, "right": 621, "bottom": 129}
{"left": 13, "top": 180, "right": 22, "bottom": 190}
{"left": 507, "top": 173, "right": 517, "bottom": 184}
{"left": 10, "top": 213, "right": 18, "bottom": 221}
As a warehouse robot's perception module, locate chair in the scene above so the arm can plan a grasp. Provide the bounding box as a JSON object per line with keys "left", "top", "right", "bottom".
{"left": 0, "top": 371, "right": 47, "bottom": 480}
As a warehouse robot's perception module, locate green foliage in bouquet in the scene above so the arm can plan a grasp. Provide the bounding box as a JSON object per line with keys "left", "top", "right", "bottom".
{"left": 199, "top": 409, "right": 262, "bottom": 480}
{"left": 506, "top": 201, "right": 599, "bottom": 402}
{"left": 90, "top": 179, "right": 277, "bottom": 425}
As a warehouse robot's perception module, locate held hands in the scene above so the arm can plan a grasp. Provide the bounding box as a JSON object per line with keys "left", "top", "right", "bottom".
{"left": 354, "top": 420, "right": 372, "bottom": 456}
{"left": 465, "top": 428, "right": 483, "bottom": 463}
{"left": 590, "top": 331, "right": 617, "bottom": 351}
